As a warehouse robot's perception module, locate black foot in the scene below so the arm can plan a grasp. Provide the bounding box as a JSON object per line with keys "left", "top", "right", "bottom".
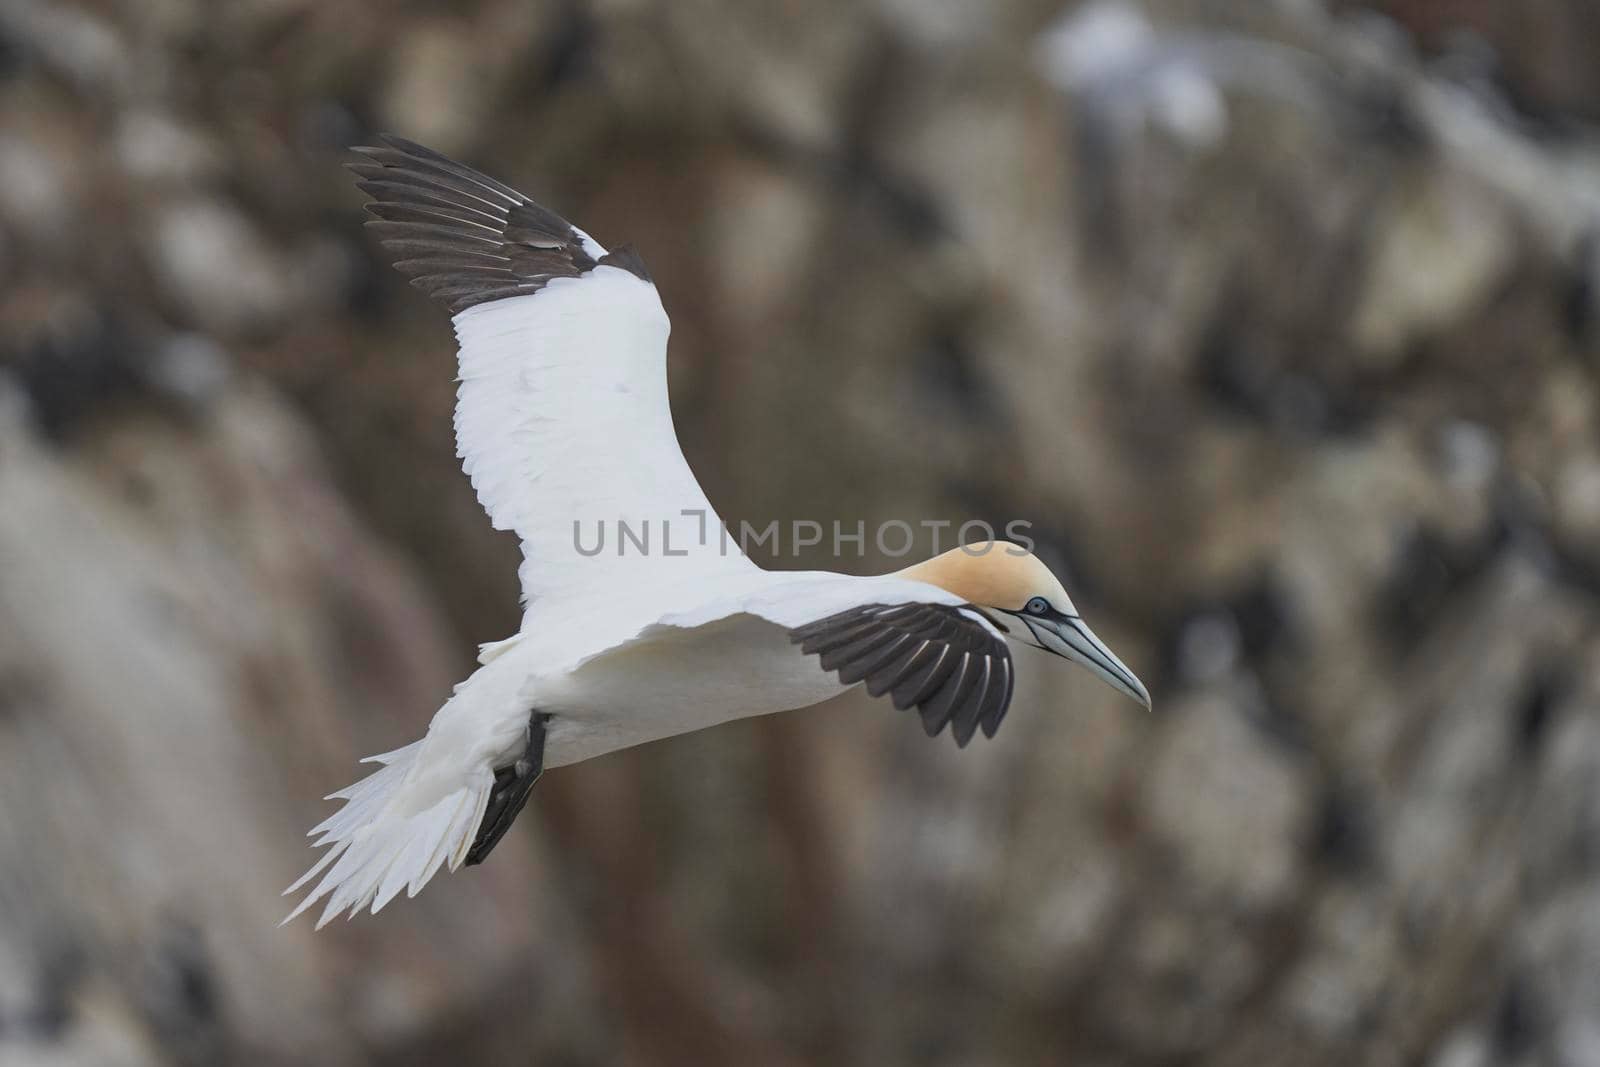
{"left": 466, "top": 711, "right": 549, "bottom": 866}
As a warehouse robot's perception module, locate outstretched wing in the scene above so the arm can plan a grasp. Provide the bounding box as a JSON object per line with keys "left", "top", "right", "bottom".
{"left": 791, "top": 602, "right": 1015, "bottom": 746}
{"left": 351, "top": 135, "right": 746, "bottom": 616}
{"left": 646, "top": 572, "right": 1018, "bottom": 747}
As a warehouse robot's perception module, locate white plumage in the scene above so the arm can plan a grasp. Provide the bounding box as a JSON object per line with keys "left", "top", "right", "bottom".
{"left": 282, "top": 137, "right": 1148, "bottom": 928}
{"left": 453, "top": 269, "right": 743, "bottom": 619}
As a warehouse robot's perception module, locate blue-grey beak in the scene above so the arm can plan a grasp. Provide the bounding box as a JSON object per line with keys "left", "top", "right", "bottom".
{"left": 1011, "top": 611, "right": 1151, "bottom": 709}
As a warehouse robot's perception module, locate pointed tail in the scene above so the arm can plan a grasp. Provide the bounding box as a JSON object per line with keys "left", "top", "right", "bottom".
{"left": 281, "top": 740, "right": 493, "bottom": 929}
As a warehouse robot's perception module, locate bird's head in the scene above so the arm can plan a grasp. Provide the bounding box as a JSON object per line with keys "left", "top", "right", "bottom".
{"left": 898, "top": 542, "right": 1150, "bottom": 709}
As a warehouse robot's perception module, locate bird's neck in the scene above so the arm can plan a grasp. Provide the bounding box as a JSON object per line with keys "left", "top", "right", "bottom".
{"left": 894, "top": 548, "right": 984, "bottom": 603}
{"left": 893, "top": 543, "right": 1034, "bottom": 609}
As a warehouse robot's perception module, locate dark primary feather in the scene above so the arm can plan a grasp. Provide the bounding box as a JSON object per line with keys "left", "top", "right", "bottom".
{"left": 349, "top": 134, "right": 650, "bottom": 313}
{"left": 790, "top": 603, "right": 1015, "bottom": 746}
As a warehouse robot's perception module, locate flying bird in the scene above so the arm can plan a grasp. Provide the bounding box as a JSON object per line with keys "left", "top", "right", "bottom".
{"left": 283, "top": 136, "right": 1149, "bottom": 927}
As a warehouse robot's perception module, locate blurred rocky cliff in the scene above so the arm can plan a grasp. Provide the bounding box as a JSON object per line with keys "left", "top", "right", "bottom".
{"left": 2, "top": 1, "right": 1599, "bottom": 1065}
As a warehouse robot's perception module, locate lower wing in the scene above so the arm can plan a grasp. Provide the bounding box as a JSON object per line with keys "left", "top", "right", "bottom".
{"left": 652, "top": 573, "right": 1017, "bottom": 746}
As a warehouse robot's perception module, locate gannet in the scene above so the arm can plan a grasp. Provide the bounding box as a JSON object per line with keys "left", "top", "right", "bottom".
{"left": 283, "top": 136, "right": 1149, "bottom": 927}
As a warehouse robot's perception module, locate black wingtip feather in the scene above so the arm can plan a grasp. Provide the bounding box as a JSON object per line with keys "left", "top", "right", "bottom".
{"left": 792, "top": 603, "right": 1015, "bottom": 745}
{"left": 349, "top": 136, "right": 653, "bottom": 313}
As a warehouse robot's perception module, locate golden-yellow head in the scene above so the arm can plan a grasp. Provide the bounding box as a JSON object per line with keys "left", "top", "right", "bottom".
{"left": 899, "top": 542, "right": 1149, "bottom": 708}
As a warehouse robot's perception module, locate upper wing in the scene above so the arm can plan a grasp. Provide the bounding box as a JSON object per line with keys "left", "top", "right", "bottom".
{"left": 351, "top": 136, "right": 745, "bottom": 615}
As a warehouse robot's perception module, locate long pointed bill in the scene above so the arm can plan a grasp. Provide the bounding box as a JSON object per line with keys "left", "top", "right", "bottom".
{"left": 1039, "top": 616, "right": 1151, "bottom": 709}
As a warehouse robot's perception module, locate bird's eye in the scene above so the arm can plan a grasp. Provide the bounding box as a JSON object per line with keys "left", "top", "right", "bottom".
{"left": 1026, "top": 597, "right": 1050, "bottom": 615}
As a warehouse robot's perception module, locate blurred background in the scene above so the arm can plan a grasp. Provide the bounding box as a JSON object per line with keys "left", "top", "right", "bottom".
{"left": 2, "top": 0, "right": 1600, "bottom": 1064}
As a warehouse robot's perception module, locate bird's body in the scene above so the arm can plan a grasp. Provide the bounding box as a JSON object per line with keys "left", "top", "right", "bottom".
{"left": 477, "top": 591, "right": 845, "bottom": 769}
{"left": 283, "top": 138, "right": 1148, "bottom": 927}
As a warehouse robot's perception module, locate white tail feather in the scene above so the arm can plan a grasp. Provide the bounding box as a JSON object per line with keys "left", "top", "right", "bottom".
{"left": 476, "top": 633, "right": 525, "bottom": 665}
{"left": 282, "top": 741, "right": 493, "bottom": 929}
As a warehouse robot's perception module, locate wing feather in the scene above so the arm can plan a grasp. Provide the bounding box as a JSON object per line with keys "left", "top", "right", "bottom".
{"left": 790, "top": 600, "right": 1016, "bottom": 747}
